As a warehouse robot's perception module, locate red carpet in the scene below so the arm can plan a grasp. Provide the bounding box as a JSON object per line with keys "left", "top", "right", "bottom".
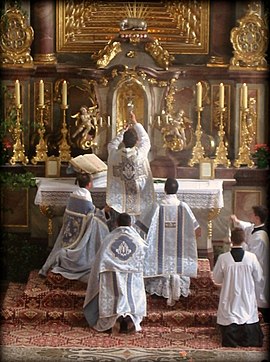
{"left": 1, "top": 259, "right": 268, "bottom": 352}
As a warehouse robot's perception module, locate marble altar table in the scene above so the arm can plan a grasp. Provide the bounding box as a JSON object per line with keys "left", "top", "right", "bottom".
{"left": 34, "top": 176, "right": 224, "bottom": 265}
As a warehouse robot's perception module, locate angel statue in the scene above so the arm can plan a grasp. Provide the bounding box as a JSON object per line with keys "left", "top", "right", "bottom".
{"left": 71, "top": 105, "right": 98, "bottom": 150}
{"left": 161, "top": 109, "right": 194, "bottom": 152}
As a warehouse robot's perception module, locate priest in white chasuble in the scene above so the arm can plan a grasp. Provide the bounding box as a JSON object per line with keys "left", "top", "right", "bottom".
{"left": 135, "top": 178, "right": 200, "bottom": 306}
{"left": 83, "top": 213, "right": 148, "bottom": 333}
{"left": 39, "top": 173, "right": 110, "bottom": 283}
{"left": 106, "top": 111, "right": 155, "bottom": 220}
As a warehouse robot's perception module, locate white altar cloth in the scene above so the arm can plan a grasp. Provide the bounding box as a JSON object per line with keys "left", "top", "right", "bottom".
{"left": 34, "top": 177, "right": 224, "bottom": 210}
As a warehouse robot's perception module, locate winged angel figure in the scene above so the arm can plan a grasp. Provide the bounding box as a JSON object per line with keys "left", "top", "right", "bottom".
{"left": 71, "top": 105, "right": 98, "bottom": 150}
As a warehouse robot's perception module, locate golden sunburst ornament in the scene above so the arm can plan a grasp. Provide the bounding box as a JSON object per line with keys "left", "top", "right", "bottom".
{"left": 125, "top": 1, "right": 148, "bottom": 19}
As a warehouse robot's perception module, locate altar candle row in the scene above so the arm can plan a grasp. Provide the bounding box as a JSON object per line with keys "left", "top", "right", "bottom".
{"left": 14, "top": 79, "right": 68, "bottom": 107}
{"left": 14, "top": 79, "right": 249, "bottom": 117}
{"left": 196, "top": 81, "right": 249, "bottom": 109}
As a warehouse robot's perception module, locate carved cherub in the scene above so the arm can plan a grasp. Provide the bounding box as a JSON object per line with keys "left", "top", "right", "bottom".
{"left": 161, "top": 110, "right": 193, "bottom": 152}
{"left": 71, "top": 105, "right": 98, "bottom": 149}
{"left": 71, "top": 105, "right": 96, "bottom": 138}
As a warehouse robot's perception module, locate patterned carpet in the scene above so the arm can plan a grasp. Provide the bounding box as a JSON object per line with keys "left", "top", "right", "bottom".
{"left": 1, "top": 259, "right": 269, "bottom": 361}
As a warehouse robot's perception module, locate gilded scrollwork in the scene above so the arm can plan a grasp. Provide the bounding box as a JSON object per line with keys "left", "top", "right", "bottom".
{"left": 145, "top": 39, "right": 174, "bottom": 70}
{"left": 92, "top": 40, "right": 122, "bottom": 68}
{"left": 0, "top": 6, "right": 34, "bottom": 67}
{"left": 230, "top": 2, "right": 268, "bottom": 70}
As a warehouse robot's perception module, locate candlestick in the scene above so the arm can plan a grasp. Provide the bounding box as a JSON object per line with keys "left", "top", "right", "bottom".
{"left": 165, "top": 115, "right": 169, "bottom": 124}
{"left": 62, "top": 80, "right": 67, "bottom": 107}
{"left": 9, "top": 104, "right": 29, "bottom": 165}
{"left": 15, "top": 80, "right": 20, "bottom": 107}
{"left": 214, "top": 107, "right": 230, "bottom": 168}
{"left": 189, "top": 106, "right": 205, "bottom": 166}
{"left": 234, "top": 107, "right": 254, "bottom": 168}
{"left": 219, "top": 83, "right": 224, "bottom": 109}
{"left": 196, "top": 82, "right": 202, "bottom": 108}
{"left": 242, "top": 83, "right": 248, "bottom": 109}
{"left": 59, "top": 104, "right": 71, "bottom": 161}
{"left": 100, "top": 117, "right": 103, "bottom": 127}
{"left": 39, "top": 80, "right": 44, "bottom": 106}
{"left": 157, "top": 116, "right": 161, "bottom": 127}
{"left": 107, "top": 115, "right": 111, "bottom": 126}
{"left": 31, "top": 104, "right": 48, "bottom": 164}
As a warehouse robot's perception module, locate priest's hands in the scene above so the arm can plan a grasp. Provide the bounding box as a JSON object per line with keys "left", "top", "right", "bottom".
{"left": 129, "top": 111, "right": 137, "bottom": 125}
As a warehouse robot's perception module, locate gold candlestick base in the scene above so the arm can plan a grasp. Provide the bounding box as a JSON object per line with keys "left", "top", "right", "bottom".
{"left": 10, "top": 105, "right": 29, "bottom": 166}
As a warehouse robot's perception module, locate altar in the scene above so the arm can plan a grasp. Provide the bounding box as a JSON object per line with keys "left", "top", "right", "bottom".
{"left": 34, "top": 176, "right": 224, "bottom": 266}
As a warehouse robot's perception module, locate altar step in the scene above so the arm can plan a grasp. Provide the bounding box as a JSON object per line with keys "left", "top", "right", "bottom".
{"left": 1, "top": 259, "right": 220, "bottom": 328}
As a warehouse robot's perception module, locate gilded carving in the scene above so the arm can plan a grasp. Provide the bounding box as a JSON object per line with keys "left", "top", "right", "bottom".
{"left": 0, "top": 6, "right": 34, "bottom": 67}
{"left": 145, "top": 39, "right": 174, "bottom": 70}
{"left": 92, "top": 40, "right": 122, "bottom": 68}
{"left": 57, "top": 1, "right": 209, "bottom": 54}
{"left": 230, "top": 2, "right": 268, "bottom": 70}
{"left": 71, "top": 105, "right": 98, "bottom": 150}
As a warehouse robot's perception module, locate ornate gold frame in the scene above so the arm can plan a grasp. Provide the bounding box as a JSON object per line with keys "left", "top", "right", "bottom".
{"left": 199, "top": 159, "right": 215, "bottom": 180}
{"left": 56, "top": 1, "right": 209, "bottom": 54}
{"left": 45, "top": 156, "right": 61, "bottom": 178}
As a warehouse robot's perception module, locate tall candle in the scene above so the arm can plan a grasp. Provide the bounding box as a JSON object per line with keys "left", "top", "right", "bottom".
{"left": 100, "top": 116, "right": 103, "bottom": 127}
{"left": 107, "top": 115, "right": 111, "bottom": 126}
{"left": 39, "top": 80, "right": 44, "bottom": 106}
{"left": 196, "top": 82, "right": 202, "bottom": 108}
{"left": 242, "top": 83, "right": 248, "bottom": 109}
{"left": 62, "top": 80, "right": 67, "bottom": 106}
{"left": 149, "top": 116, "right": 152, "bottom": 126}
{"left": 15, "top": 79, "right": 20, "bottom": 107}
{"left": 165, "top": 115, "right": 169, "bottom": 124}
{"left": 219, "top": 83, "right": 224, "bottom": 109}
{"left": 157, "top": 116, "right": 161, "bottom": 126}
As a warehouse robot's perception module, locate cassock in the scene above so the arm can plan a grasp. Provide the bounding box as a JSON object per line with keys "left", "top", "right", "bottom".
{"left": 106, "top": 123, "right": 155, "bottom": 217}
{"left": 213, "top": 247, "right": 264, "bottom": 347}
{"left": 135, "top": 194, "right": 199, "bottom": 306}
{"left": 233, "top": 220, "right": 269, "bottom": 309}
{"left": 83, "top": 226, "right": 148, "bottom": 332}
{"left": 39, "top": 189, "right": 109, "bottom": 283}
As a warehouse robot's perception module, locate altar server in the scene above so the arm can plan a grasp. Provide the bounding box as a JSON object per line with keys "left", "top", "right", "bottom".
{"left": 230, "top": 205, "right": 270, "bottom": 322}
{"left": 39, "top": 173, "right": 109, "bottom": 283}
{"left": 135, "top": 177, "right": 200, "bottom": 306}
{"left": 106, "top": 111, "right": 155, "bottom": 221}
{"left": 83, "top": 213, "right": 148, "bottom": 333}
{"left": 213, "top": 227, "right": 264, "bottom": 347}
